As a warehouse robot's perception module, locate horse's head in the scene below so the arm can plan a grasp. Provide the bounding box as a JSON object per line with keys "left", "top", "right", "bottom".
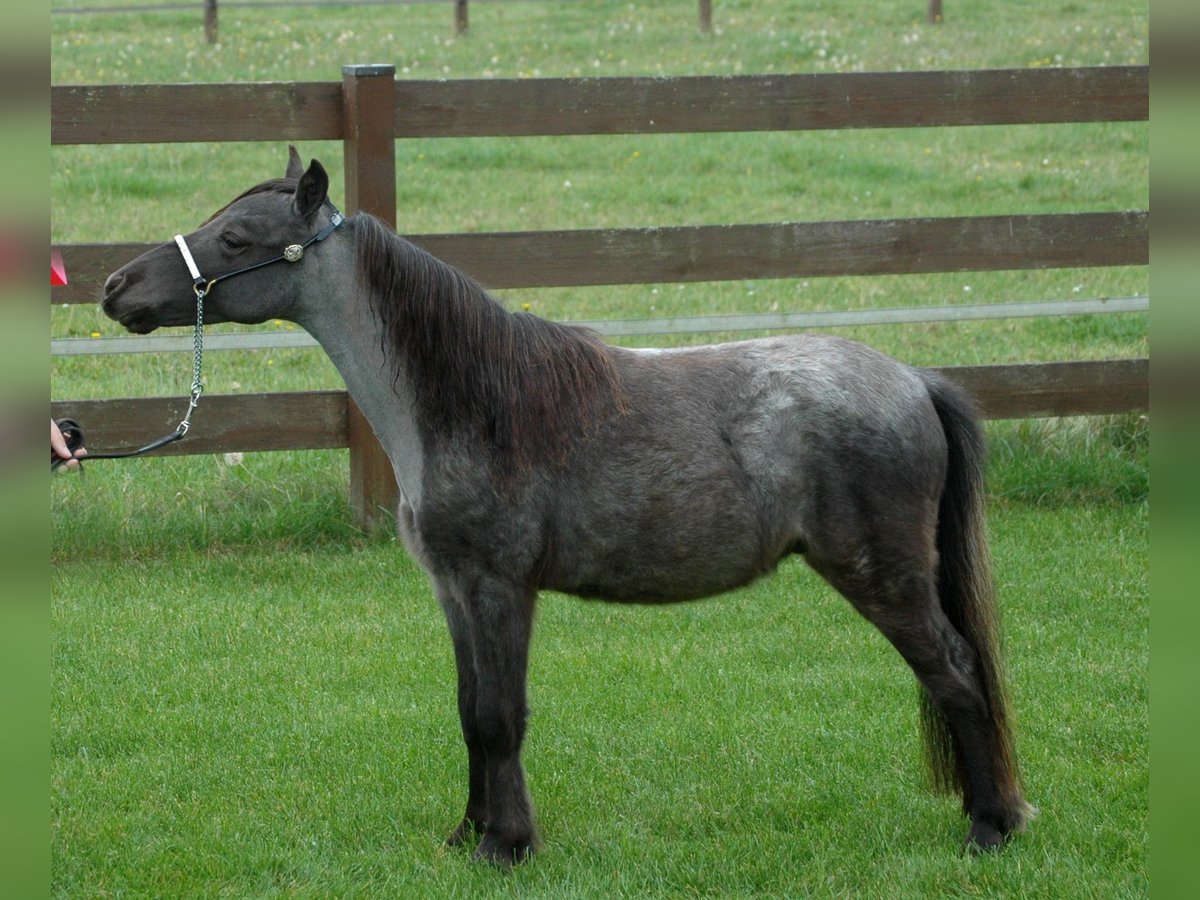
{"left": 102, "top": 146, "right": 339, "bottom": 334}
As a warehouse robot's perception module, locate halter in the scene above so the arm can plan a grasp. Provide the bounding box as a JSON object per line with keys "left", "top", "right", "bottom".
{"left": 168, "top": 205, "right": 344, "bottom": 435}
{"left": 173, "top": 206, "right": 344, "bottom": 299}
{"left": 52, "top": 206, "right": 344, "bottom": 471}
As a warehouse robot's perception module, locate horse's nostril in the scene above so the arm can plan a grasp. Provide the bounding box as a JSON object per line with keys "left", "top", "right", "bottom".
{"left": 103, "top": 272, "right": 125, "bottom": 298}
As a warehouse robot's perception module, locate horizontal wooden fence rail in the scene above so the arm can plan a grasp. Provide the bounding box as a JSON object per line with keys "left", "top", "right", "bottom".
{"left": 386, "top": 67, "right": 1149, "bottom": 136}
{"left": 52, "top": 211, "right": 1149, "bottom": 304}
{"left": 50, "top": 360, "right": 1149, "bottom": 458}
{"left": 51, "top": 65, "right": 1150, "bottom": 529}
{"left": 52, "top": 66, "right": 1147, "bottom": 144}
{"left": 52, "top": 391, "right": 352, "bottom": 456}
{"left": 946, "top": 359, "right": 1148, "bottom": 419}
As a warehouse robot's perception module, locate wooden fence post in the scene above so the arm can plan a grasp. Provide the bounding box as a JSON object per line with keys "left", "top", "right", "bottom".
{"left": 699, "top": 0, "right": 712, "bottom": 33}
{"left": 204, "top": 0, "right": 217, "bottom": 43}
{"left": 342, "top": 64, "right": 399, "bottom": 533}
{"left": 455, "top": 0, "right": 469, "bottom": 35}
{"left": 928, "top": 0, "right": 943, "bottom": 24}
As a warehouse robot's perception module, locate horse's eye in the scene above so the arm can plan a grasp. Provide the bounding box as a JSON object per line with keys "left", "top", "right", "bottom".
{"left": 220, "top": 232, "right": 246, "bottom": 250}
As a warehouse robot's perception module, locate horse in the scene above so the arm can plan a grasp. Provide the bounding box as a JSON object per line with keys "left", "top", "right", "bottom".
{"left": 101, "top": 146, "right": 1033, "bottom": 864}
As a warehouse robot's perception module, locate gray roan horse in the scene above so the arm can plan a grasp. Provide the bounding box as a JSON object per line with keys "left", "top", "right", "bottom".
{"left": 103, "top": 147, "right": 1033, "bottom": 864}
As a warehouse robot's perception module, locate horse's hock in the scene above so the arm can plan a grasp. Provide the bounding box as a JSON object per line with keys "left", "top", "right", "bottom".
{"left": 51, "top": 64, "right": 1149, "bottom": 531}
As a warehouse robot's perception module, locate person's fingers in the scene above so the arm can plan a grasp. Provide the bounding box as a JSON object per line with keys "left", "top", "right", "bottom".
{"left": 51, "top": 420, "right": 73, "bottom": 460}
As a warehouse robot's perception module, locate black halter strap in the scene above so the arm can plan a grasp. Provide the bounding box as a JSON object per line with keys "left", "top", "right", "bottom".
{"left": 175, "top": 206, "right": 344, "bottom": 296}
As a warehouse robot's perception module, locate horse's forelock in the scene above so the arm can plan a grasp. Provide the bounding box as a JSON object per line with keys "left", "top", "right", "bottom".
{"left": 199, "top": 178, "right": 297, "bottom": 227}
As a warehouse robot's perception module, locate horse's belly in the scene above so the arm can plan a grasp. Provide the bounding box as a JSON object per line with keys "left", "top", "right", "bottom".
{"left": 562, "top": 563, "right": 771, "bottom": 604}
{"left": 545, "top": 498, "right": 779, "bottom": 603}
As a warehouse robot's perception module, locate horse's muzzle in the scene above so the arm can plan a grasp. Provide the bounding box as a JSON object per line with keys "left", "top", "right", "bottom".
{"left": 101, "top": 271, "right": 153, "bottom": 332}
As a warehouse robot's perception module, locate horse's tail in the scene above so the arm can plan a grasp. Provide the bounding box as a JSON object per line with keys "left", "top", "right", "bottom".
{"left": 919, "top": 371, "right": 1033, "bottom": 830}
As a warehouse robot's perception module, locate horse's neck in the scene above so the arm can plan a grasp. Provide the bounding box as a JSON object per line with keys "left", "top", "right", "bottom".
{"left": 299, "top": 280, "right": 425, "bottom": 510}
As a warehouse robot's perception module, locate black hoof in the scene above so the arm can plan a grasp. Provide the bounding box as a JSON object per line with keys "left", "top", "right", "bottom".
{"left": 445, "top": 817, "right": 484, "bottom": 848}
{"left": 473, "top": 833, "right": 536, "bottom": 867}
{"left": 965, "top": 820, "right": 1006, "bottom": 853}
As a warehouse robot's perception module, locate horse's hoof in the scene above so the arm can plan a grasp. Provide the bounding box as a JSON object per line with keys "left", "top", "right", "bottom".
{"left": 965, "top": 820, "right": 1006, "bottom": 853}
{"left": 473, "top": 833, "right": 536, "bottom": 867}
{"left": 445, "top": 817, "right": 483, "bottom": 848}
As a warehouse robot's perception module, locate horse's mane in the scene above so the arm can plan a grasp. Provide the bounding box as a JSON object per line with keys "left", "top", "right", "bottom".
{"left": 353, "top": 213, "right": 626, "bottom": 471}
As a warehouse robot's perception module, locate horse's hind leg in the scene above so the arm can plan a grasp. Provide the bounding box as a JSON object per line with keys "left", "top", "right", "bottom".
{"left": 810, "top": 537, "right": 1018, "bottom": 850}
{"left": 878, "top": 587, "right": 1016, "bottom": 850}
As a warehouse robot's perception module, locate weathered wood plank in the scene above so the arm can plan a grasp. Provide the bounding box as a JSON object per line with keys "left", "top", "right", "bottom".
{"left": 393, "top": 67, "right": 1148, "bottom": 137}
{"left": 49, "top": 391, "right": 349, "bottom": 456}
{"left": 50, "top": 67, "right": 1147, "bottom": 146}
{"left": 48, "top": 360, "right": 1148, "bottom": 462}
{"left": 413, "top": 212, "right": 1149, "bottom": 289}
{"left": 937, "top": 358, "right": 1149, "bottom": 418}
{"left": 51, "top": 211, "right": 1149, "bottom": 303}
{"left": 51, "top": 82, "right": 343, "bottom": 145}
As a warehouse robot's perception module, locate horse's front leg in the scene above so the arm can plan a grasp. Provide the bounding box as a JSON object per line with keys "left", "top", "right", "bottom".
{"left": 435, "top": 581, "right": 488, "bottom": 848}
{"left": 465, "top": 577, "right": 539, "bottom": 866}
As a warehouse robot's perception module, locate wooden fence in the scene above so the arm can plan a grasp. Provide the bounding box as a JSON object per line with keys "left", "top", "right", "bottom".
{"left": 50, "top": 64, "right": 1150, "bottom": 529}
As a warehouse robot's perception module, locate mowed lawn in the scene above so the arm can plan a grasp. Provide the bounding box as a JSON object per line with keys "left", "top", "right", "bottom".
{"left": 52, "top": 473, "right": 1147, "bottom": 896}
{"left": 52, "top": 0, "right": 1148, "bottom": 895}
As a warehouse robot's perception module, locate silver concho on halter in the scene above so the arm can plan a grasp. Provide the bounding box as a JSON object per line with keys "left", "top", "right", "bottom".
{"left": 283, "top": 244, "right": 304, "bottom": 262}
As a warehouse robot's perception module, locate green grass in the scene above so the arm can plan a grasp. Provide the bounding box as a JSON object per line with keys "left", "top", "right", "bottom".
{"left": 48, "top": 421, "right": 1150, "bottom": 899}
{"left": 52, "top": 1, "right": 1148, "bottom": 895}
{"left": 52, "top": 494, "right": 1148, "bottom": 897}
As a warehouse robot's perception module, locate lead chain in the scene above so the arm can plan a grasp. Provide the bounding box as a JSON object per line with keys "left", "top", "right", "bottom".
{"left": 179, "top": 291, "right": 205, "bottom": 435}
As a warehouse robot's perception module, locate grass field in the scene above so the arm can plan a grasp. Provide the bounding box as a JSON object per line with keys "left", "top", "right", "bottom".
{"left": 51, "top": 479, "right": 1149, "bottom": 897}
{"left": 52, "top": 0, "right": 1148, "bottom": 895}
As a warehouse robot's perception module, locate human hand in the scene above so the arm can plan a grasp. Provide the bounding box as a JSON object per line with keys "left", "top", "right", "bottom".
{"left": 51, "top": 418, "right": 86, "bottom": 472}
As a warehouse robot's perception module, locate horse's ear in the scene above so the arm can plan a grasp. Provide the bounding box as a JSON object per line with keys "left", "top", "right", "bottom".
{"left": 285, "top": 144, "right": 304, "bottom": 180}
{"left": 294, "top": 159, "right": 329, "bottom": 221}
